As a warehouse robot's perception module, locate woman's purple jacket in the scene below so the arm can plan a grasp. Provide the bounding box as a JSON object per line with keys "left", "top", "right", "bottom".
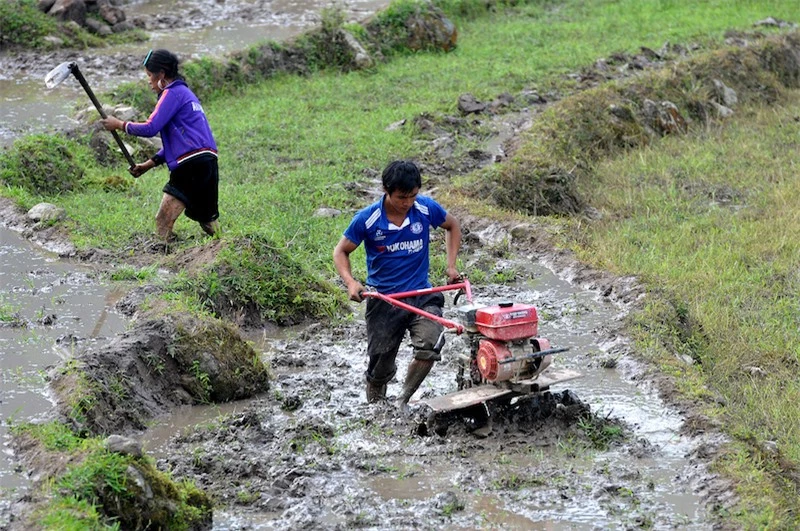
{"left": 124, "top": 80, "right": 217, "bottom": 171}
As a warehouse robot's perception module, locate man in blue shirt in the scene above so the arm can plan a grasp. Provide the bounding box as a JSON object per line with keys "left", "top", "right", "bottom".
{"left": 333, "top": 160, "right": 461, "bottom": 408}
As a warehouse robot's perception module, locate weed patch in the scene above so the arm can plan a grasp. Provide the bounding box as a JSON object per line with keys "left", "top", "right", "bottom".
{"left": 183, "top": 235, "right": 348, "bottom": 325}
{"left": 365, "top": 0, "right": 457, "bottom": 56}
{"left": 0, "top": 134, "right": 91, "bottom": 195}
{"left": 0, "top": 0, "right": 146, "bottom": 51}
{"left": 0, "top": 0, "right": 57, "bottom": 49}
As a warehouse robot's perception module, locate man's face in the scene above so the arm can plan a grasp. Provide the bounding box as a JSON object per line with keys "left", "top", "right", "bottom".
{"left": 385, "top": 187, "right": 419, "bottom": 216}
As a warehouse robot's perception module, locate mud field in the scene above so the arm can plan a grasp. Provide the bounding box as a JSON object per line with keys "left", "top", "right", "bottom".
{"left": 0, "top": 0, "right": 747, "bottom": 529}
{"left": 143, "top": 257, "right": 730, "bottom": 530}
{"left": 0, "top": 209, "right": 735, "bottom": 529}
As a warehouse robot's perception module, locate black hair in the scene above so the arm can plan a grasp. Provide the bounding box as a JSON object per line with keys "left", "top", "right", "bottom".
{"left": 381, "top": 160, "right": 422, "bottom": 194}
{"left": 143, "top": 49, "right": 183, "bottom": 80}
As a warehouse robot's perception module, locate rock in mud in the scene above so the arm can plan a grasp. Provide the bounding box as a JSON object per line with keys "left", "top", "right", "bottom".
{"left": 26, "top": 203, "right": 65, "bottom": 223}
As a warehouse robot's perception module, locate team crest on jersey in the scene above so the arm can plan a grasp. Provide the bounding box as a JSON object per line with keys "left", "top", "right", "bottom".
{"left": 410, "top": 222, "right": 423, "bottom": 234}
{"left": 374, "top": 229, "right": 386, "bottom": 241}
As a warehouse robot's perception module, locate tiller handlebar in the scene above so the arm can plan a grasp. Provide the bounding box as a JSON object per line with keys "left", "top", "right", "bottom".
{"left": 360, "top": 280, "right": 473, "bottom": 336}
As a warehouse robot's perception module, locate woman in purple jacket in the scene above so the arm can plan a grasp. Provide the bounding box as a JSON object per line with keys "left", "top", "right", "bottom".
{"left": 101, "top": 49, "right": 220, "bottom": 240}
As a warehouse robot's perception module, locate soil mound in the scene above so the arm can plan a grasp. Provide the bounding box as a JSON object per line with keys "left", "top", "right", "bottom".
{"left": 49, "top": 313, "right": 270, "bottom": 436}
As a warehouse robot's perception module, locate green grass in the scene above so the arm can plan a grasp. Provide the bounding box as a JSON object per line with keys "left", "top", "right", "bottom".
{"left": 0, "top": 0, "right": 58, "bottom": 48}
{"left": 0, "top": 295, "right": 22, "bottom": 324}
{"left": 108, "top": 264, "right": 160, "bottom": 282}
{"left": 10, "top": 421, "right": 211, "bottom": 530}
{"left": 0, "top": 0, "right": 146, "bottom": 50}
{"left": 570, "top": 96, "right": 800, "bottom": 527}
{"left": 49, "top": 0, "right": 800, "bottom": 278}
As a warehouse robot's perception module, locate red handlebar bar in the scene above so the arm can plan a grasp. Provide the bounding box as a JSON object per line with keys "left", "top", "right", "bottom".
{"left": 360, "top": 280, "right": 471, "bottom": 334}
{"left": 383, "top": 280, "right": 472, "bottom": 303}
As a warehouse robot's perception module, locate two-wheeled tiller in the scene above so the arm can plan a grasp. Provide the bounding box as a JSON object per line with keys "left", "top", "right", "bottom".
{"left": 361, "top": 280, "right": 581, "bottom": 421}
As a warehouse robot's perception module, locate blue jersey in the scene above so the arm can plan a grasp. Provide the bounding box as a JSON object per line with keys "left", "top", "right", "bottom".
{"left": 343, "top": 195, "right": 448, "bottom": 294}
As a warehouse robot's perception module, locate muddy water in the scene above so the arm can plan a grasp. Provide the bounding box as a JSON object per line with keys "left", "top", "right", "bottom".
{"left": 496, "top": 261, "right": 703, "bottom": 526}
{"left": 363, "top": 263, "right": 706, "bottom": 528}
{"left": 141, "top": 253, "right": 711, "bottom": 530}
{"left": 0, "top": 0, "right": 389, "bottom": 146}
{"left": 0, "top": 227, "right": 128, "bottom": 492}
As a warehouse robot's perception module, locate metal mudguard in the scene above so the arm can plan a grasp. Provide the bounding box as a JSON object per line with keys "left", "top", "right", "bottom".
{"left": 417, "top": 368, "right": 582, "bottom": 413}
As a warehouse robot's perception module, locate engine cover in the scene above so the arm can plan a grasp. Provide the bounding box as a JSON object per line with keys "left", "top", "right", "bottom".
{"left": 476, "top": 339, "right": 516, "bottom": 382}
{"left": 475, "top": 302, "right": 538, "bottom": 341}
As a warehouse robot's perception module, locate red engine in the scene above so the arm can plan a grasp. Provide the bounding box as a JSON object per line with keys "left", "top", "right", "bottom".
{"left": 464, "top": 302, "right": 552, "bottom": 384}
{"left": 474, "top": 302, "right": 538, "bottom": 340}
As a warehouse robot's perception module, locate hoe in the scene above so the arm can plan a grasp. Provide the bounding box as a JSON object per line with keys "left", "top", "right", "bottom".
{"left": 45, "top": 61, "right": 136, "bottom": 171}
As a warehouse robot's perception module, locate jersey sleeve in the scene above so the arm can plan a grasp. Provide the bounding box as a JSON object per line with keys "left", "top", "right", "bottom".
{"left": 422, "top": 197, "right": 448, "bottom": 228}
{"left": 342, "top": 213, "right": 366, "bottom": 246}
{"left": 125, "top": 88, "right": 180, "bottom": 138}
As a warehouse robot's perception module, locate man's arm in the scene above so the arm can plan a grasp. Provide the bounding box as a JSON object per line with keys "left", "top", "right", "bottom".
{"left": 439, "top": 213, "right": 461, "bottom": 283}
{"left": 333, "top": 237, "right": 366, "bottom": 302}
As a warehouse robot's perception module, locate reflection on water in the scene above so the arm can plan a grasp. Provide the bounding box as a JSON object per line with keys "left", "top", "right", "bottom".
{"left": 0, "top": 227, "right": 129, "bottom": 491}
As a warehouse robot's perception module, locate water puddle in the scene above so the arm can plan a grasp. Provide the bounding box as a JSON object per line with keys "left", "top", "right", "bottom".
{"left": 480, "top": 258, "right": 705, "bottom": 527}
{"left": 0, "top": 226, "right": 129, "bottom": 492}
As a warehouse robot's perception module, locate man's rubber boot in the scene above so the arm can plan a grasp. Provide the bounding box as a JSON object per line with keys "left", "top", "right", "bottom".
{"left": 366, "top": 381, "right": 387, "bottom": 403}
{"left": 395, "top": 359, "right": 434, "bottom": 414}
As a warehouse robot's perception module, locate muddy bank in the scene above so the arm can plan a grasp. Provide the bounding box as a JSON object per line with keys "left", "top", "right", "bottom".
{"left": 49, "top": 313, "right": 271, "bottom": 436}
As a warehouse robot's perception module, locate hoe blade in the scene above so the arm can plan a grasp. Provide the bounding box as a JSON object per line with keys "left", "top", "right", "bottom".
{"left": 45, "top": 62, "right": 74, "bottom": 88}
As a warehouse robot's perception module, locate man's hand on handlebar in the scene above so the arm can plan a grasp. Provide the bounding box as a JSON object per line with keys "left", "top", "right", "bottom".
{"left": 347, "top": 280, "right": 366, "bottom": 302}
{"left": 446, "top": 268, "right": 464, "bottom": 284}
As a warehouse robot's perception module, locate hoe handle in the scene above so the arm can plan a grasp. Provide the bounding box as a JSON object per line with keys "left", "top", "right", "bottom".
{"left": 70, "top": 64, "right": 136, "bottom": 169}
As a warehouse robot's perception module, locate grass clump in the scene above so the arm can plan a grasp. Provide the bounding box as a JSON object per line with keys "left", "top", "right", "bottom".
{"left": 0, "top": 134, "right": 92, "bottom": 195}
{"left": 0, "top": 0, "right": 57, "bottom": 48}
{"left": 180, "top": 236, "right": 348, "bottom": 325}
{"left": 108, "top": 265, "right": 159, "bottom": 282}
{"left": 294, "top": 7, "right": 360, "bottom": 71}
{"left": 169, "top": 315, "right": 271, "bottom": 402}
{"left": 0, "top": 0, "right": 145, "bottom": 51}
{"left": 10, "top": 421, "right": 211, "bottom": 530}
{"left": 365, "top": 0, "right": 457, "bottom": 56}
{"left": 0, "top": 295, "right": 24, "bottom": 326}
